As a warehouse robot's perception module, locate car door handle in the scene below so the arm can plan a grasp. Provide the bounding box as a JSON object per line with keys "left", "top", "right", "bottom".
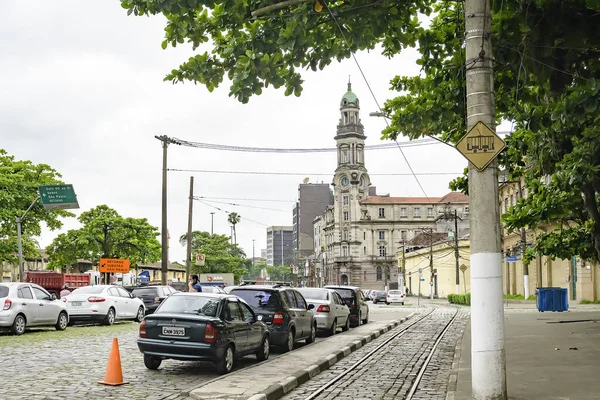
{"left": 21, "top": 303, "right": 27, "bottom": 306}
{"left": 39, "top": 303, "right": 44, "bottom": 306}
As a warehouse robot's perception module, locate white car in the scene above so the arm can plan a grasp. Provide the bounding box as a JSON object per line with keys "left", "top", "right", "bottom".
{"left": 296, "top": 287, "right": 350, "bottom": 336}
{"left": 64, "top": 285, "right": 145, "bottom": 325}
{"left": 0, "top": 282, "right": 69, "bottom": 335}
{"left": 386, "top": 290, "right": 406, "bottom": 305}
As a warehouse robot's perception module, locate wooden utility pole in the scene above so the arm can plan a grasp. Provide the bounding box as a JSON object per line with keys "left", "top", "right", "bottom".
{"left": 464, "top": 0, "right": 507, "bottom": 398}
{"left": 185, "top": 176, "right": 194, "bottom": 285}
{"left": 156, "top": 135, "right": 170, "bottom": 285}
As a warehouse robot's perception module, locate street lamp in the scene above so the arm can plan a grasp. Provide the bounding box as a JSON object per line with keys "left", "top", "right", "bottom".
{"left": 369, "top": 111, "right": 387, "bottom": 117}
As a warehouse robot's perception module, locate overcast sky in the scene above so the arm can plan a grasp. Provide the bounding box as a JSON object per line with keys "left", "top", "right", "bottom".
{"left": 1, "top": 1, "right": 483, "bottom": 264}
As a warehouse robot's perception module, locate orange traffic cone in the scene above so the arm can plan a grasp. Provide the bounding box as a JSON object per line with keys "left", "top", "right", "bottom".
{"left": 98, "top": 338, "right": 129, "bottom": 386}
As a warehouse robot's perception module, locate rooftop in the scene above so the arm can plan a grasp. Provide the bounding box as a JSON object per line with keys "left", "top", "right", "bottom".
{"left": 360, "top": 192, "right": 468, "bottom": 205}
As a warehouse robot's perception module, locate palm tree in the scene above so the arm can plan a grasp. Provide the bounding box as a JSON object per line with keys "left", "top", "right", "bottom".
{"left": 227, "top": 212, "right": 241, "bottom": 244}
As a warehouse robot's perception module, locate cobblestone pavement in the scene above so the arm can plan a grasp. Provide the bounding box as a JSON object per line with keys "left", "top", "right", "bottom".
{"left": 0, "top": 321, "right": 326, "bottom": 400}
{"left": 281, "top": 308, "right": 468, "bottom": 400}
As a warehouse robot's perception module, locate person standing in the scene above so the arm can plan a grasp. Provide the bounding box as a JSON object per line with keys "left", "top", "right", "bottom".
{"left": 188, "top": 274, "right": 203, "bottom": 292}
{"left": 60, "top": 284, "right": 71, "bottom": 297}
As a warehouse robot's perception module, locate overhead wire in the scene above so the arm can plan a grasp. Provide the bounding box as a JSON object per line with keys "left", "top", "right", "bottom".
{"left": 168, "top": 168, "right": 465, "bottom": 176}
{"left": 195, "top": 198, "right": 291, "bottom": 212}
{"left": 194, "top": 199, "right": 270, "bottom": 226}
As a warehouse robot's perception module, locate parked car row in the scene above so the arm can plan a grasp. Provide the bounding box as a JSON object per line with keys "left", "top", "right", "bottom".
{"left": 136, "top": 284, "right": 372, "bottom": 375}
{"left": 363, "top": 289, "right": 406, "bottom": 305}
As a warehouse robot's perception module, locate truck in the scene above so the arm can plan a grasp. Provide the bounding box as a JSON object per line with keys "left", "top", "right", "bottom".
{"left": 26, "top": 270, "right": 101, "bottom": 296}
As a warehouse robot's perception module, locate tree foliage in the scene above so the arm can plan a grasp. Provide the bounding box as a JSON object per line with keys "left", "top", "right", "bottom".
{"left": 121, "top": 0, "right": 600, "bottom": 263}
{"left": 266, "top": 265, "right": 291, "bottom": 281}
{"left": 47, "top": 205, "right": 161, "bottom": 269}
{"left": 0, "top": 149, "right": 74, "bottom": 263}
{"left": 179, "top": 230, "right": 247, "bottom": 280}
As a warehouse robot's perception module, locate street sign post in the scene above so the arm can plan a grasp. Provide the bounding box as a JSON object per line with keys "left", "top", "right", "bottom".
{"left": 38, "top": 185, "right": 80, "bottom": 210}
{"left": 99, "top": 258, "right": 130, "bottom": 273}
{"left": 195, "top": 253, "right": 206, "bottom": 266}
{"left": 455, "top": 121, "right": 506, "bottom": 171}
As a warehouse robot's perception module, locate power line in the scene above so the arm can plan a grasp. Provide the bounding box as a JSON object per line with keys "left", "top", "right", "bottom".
{"left": 169, "top": 168, "right": 465, "bottom": 176}
{"left": 195, "top": 198, "right": 291, "bottom": 213}
{"left": 195, "top": 199, "right": 270, "bottom": 226}
{"left": 197, "top": 196, "right": 295, "bottom": 203}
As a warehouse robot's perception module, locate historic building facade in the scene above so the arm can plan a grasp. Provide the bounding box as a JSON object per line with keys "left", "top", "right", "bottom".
{"left": 313, "top": 84, "right": 469, "bottom": 290}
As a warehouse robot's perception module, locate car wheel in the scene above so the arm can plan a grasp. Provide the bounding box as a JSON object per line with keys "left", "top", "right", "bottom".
{"left": 342, "top": 316, "right": 350, "bottom": 332}
{"left": 144, "top": 354, "right": 162, "bottom": 370}
{"left": 216, "top": 345, "right": 234, "bottom": 374}
{"left": 327, "top": 319, "right": 337, "bottom": 336}
{"left": 256, "top": 335, "right": 270, "bottom": 361}
{"left": 362, "top": 311, "right": 369, "bottom": 325}
{"left": 386, "top": 302, "right": 390, "bottom": 305}
{"left": 11, "top": 314, "right": 26, "bottom": 335}
{"left": 103, "top": 308, "right": 115, "bottom": 326}
{"left": 280, "top": 330, "right": 295, "bottom": 353}
{"left": 306, "top": 323, "right": 316, "bottom": 344}
{"left": 55, "top": 312, "right": 68, "bottom": 331}
{"left": 135, "top": 307, "right": 145, "bottom": 323}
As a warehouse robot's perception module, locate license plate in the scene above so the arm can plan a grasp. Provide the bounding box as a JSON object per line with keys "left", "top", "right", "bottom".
{"left": 71, "top": 302, "right": 82, "bottom": 307}
{"left": 162, "top": 326, "right": 185, "bottom": 336}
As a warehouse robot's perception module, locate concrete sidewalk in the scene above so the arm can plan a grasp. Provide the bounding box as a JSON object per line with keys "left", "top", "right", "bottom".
{"left": 190, "top": 312, "right": 416, "bottom": 400}
{"left": 449, "top": 311, "right": 600, "bottom": 400}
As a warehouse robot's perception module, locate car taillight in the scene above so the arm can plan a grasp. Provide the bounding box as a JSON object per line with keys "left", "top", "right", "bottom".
{"left": 87, "top": 296, "right": 106, "bottom": 302}
{"left": 139, "top": 320, "right": 147, "bottom": 338}
{"left": 317, "top": 305, "right": 330, "bottom": 313}
{"left": 273, "top": 311, "right": 284, "bottom": 324}
{"left": 387, "top": 294, "right": 390, "bottom": 298}
{"left": 2, "top": 299, "right": 11, "bottom": 310}
{"left": 204, "top": 324, "right": 217, "bottom": 343}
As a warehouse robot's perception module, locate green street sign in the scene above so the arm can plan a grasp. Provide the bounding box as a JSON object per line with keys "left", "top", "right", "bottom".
{"left": 38, "top": 185, "right": 80, "bottom": 210}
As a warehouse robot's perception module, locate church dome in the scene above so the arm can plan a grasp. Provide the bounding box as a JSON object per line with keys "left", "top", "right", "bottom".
{"left": 341, "top": 80, "right": 359, "bottom": 106}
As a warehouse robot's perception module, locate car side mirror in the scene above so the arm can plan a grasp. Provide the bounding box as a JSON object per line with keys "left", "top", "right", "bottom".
{"left": 307, "top": 303, "right": 315, "bottom": 310}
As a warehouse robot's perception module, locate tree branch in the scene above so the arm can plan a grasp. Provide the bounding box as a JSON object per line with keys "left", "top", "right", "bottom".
{"left": 252, "top": 0, "right": 313, "bottom": 18}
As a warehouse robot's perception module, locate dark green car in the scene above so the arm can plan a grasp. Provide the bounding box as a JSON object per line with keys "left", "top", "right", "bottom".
{"left": 324, "top": 285, "right": 369, "bottom": 327}
{"left": 137, "top": 293, "right": 270, "bottom": 374}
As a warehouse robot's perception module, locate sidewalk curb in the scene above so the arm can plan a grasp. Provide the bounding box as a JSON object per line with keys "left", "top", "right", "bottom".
{"left": 445, "top": 320, "right": 467, "bottom": 400}
{"left": 247, "top": 311, "right": 418, "bottom": 400}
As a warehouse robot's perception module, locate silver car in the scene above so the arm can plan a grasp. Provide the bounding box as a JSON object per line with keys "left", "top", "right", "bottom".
{"left": 0, "top": 282, "right": 69, "bottom": 335}
{"left": 297, "top": 288, "right": 350, "bottom": 336}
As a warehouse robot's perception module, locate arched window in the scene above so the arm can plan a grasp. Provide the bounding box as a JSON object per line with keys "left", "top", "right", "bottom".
{"left": 376, "top": 266, "right": 382, "bottom": 281}
{"left": 341, "top": 274, "right": 349, "bottom": 285}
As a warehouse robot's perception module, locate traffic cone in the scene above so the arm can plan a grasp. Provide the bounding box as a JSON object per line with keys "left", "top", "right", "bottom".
{"left": 98, "top": 338, "right": 129, "bottom": 386}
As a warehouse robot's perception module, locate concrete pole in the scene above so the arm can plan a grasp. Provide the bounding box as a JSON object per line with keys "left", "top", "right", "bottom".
{"left": 16, "top": 217, "right": 24, "bottom": 282}
{"left": 157, "top": 135, "right": 169, "bottom": 286}
{"left": 185, "top": 176, "right": 194, "bottom": 284}
{"left": 455, "top": 209, "right": 460, "bottom": 294}
{"left": 465, "top": 0, "right": 507, "bottom": 398}
{"left": 429, "top": 229, "right": 434, "bottom": 300}
{"left": 518, "top": 179, "right": 530, "bottom": 298}
{"left": 210, "top": 212, "right": 215, "bottom": 235}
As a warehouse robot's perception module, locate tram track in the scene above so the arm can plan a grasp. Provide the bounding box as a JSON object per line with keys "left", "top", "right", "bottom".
{"left": 297, "top": 308, "right": 460, "bottom": 400}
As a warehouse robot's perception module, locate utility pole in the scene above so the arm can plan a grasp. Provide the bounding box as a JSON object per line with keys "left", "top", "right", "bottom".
{"left": 185, "top": 176, "right": 194, "bottom": 285}
{"left": 518, "top": 179, "right": 529, "bottom": 298}
{"left": 454, "top": 209, "right": 460, "bottom": 295}
{"left": 428, "top": 228, "right": 434, "bottom": 300}
{"left": 465, "top": 0, "right": 507, "bottom": 398}
{"left": 252, "top": 239, "right": 255, "bottom": 269}
{"left": 210, "top": 212, "right": 215, "bottom": 235}
{"left": 16, "top": 196, "right": 41, "bottom": 282}
{"left": 156, "top": 135, "right": 170, "bottom": 286}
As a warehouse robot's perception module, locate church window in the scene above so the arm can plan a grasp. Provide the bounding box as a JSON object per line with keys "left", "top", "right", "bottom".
{"left": 378, "top": 231, "right": 385, "bottom": 240}
{"left": 378, "top": 208, "right": 385, "bottom": 218}
{"left": 342, "top": 246, "right": 348, "bottom": 257}
{"left": 342, "top": 149, "right": 349, "bottom": 163}
{"left": 343, "top": 195, "right": 349, "bottom": 205}
{"left": 376, "top": 266, "right": 382, "bottom": 281}
{"left": 363, "top": 232, "right": 366, "bottom": 240}
{"left": 357, "top": 148, "right": 363, "bottom": 163}
{"left": 379, "top": 246, "right": 387, "bottom": 257}
{"left": 343, "top": 211, "right": 349, "bottom": 221}
{"left": 343, "top": 112, "right": 348, "bottom": 124}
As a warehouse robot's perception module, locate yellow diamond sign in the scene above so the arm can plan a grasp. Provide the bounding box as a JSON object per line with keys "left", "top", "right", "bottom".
{"left": 456, "top": 121, "right": 506, "bottom": 171}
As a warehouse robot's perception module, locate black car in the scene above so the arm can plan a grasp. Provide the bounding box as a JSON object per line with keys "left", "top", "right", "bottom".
{"left": 137, "top": 292, "right": 270, "bottom": 374}
{"left": 229, "top": 285, "right": 316, "bottom": 352}
{"left": 324, "top": 285, "right": 369, "bottom": 327}
{"left": 372, "top": 291, "right": 389, "bottom": 305}
{"left": 131, "top": 285, "right": 178, "bottom": 314}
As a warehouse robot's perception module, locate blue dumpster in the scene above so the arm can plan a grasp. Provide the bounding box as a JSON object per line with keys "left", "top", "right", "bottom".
{"left": 536, "top": 287, "right": 569, "bottom": 312}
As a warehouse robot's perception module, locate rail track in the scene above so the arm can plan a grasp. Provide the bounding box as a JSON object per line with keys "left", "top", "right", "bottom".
{"left": 300, "top": 308, "right": 460, "bottom": 400}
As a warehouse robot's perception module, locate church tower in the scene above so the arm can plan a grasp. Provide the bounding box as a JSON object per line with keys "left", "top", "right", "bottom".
{"left": 331, "top": 80, "right": 371, "bottom": 284}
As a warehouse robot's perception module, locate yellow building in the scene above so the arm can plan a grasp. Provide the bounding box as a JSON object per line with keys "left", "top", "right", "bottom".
{"left": 401, "top": 237, "right": 471, "bottom": 298}
{"left": 499, "top": 176, "right": 599, "bottom": 301}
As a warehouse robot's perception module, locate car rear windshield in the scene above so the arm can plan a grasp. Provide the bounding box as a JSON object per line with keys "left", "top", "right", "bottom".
{"left": 0, "top": 285, "right": 8, "bottom": 298}
{"left": 230, "top": 289, "right": 281, "bottom": 311}
{"left": 331, "top": 288, "right": 355, "bottom": 300}
{"left": 132, "top": 288, "right": 159, "bottom": 296}
{"left": 297, "top": 288, "right": 328, "bottom": 301}
{"left": 157, "top": 295, "right": 220, "bottom": 316}
{"left": 388, "top": 290, "right": 402, "bottom": 295}
{"left": 71, "top": 286, "right": 104, "bottom": 295}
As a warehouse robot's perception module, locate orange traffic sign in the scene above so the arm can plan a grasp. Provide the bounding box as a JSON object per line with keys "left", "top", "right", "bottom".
{"left": 455, "top": 121, "right": 506, "bottom": 171}
{"left": 99, "top": 258, "right": 130, "bottom": 273}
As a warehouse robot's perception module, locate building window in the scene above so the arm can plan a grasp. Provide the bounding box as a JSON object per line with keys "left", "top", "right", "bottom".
{"left": 363, "top": 232, "right": 366, "bottom": 240}
{"left": 401, "top": 230, "right": 407, "bottom": 240}
{"left": 378, "top": 230, "right": 385, "bottom": 240}
{"left": 400, "top": 207, "right": 407, "bottom": 217}
{"left": 342, "top": 149, "right": 349, "bottom": 163}
{"left": 510, "top": 195, "right": 514, "bottom": 206}
{"left": 427, "top": 207, "right": 433, "bottom": 217}
{"left": 343, "top": 230, "right": 348, "bottom": 241}
{"left": 343, "top": 195, "right": 349, "bottom": 205}
{"left": 414, "top": 207, "right": 421, "bottom": 218}
{"left": 342, "top": 246, "right": 348, "bottom": 257}
{"left": 363, "top": 270, "right": 367, "bottom": 280}
{"left": 504, "top": 198, "right": 509, "bottom": 212}
{"left": 376, "top": 266, "right": 382, "bottom": 281}
{"left": 343, "top": 211, "right": 349, "bottom": 221}
{"left": 464, "top": 206, "right": 470, "bottom": 214}
{"left": 379, "top": 246, "right": 386, "bottom": 257}
{"left": 378, "top": 208, "right": 385, "bottom": 218}
{"left": 363, "top": 246, "right": 366, "bottom": 255}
